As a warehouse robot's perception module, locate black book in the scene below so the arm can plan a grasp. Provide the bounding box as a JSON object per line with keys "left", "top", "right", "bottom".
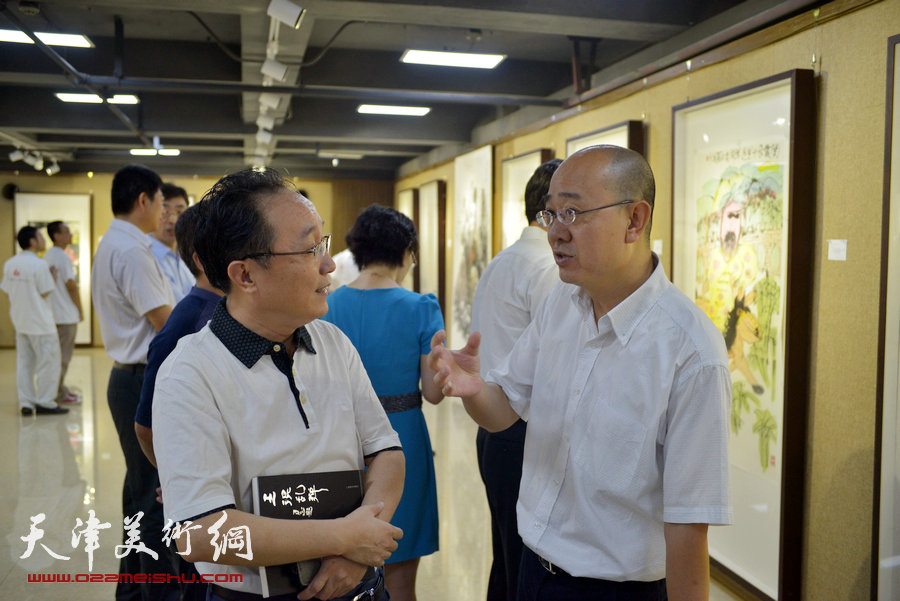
{"left": 250, "top": 469, "right": 366, "bottom": 598}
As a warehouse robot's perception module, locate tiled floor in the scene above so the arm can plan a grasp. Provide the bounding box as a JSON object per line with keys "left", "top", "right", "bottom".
{"left": 0, "top": 348, "right": 740, "bottom": 600}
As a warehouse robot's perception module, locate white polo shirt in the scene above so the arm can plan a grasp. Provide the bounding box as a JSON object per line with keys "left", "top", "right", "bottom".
{"left": 44, "top": 246, "right": 80, "bottom": 325}
{"left": 487, "top": 256, "right": 732, "bottom": 581}
{"left": 149, "top": 235, "right": 195, "bottom": 303}
{"left": 471, "top": 225, "right": 558, "bottom": 376}
{"left": 153, "top": 302, "right": 401, "bottom": 593}
{"left": 92, "top": 218, "right": 174, "bottom": 364}
{"left": 1, "top": 250, "right": 56, "bottom": 335}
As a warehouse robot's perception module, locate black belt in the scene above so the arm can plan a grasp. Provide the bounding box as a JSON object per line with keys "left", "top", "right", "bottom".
{"left": 378, "top": 391, "right": 422, "bottom": 413}
{"left": 113, "top": 361, "right": 146, "bottom": 374}
{"left": 538, "top": 554, "right": 571, "bottom": 577}
{"left": 209, "top": 567, "right": 382, "bottom": 601}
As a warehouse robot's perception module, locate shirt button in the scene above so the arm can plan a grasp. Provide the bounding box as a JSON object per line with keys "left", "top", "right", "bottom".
{"left": 273, "top": 344, "right": 281, "bottom": 352}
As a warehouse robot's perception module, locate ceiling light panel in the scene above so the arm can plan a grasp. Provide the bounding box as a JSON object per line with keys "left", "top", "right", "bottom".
{"left": 400, "top": 49, "right": 506, "bottom": 69}
{"left": 357, "top": 104, "right": 431, "bottom": 116}
{"left": 56, "top": 92, "right": 103, "bottom": 103}
{"left": 0, "top": 29, "right": 94, "bottom": 48}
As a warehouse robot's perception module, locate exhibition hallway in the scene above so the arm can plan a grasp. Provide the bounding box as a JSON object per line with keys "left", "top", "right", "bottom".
{"left": 0, "top": 348, "right": 739, "bottom": 600}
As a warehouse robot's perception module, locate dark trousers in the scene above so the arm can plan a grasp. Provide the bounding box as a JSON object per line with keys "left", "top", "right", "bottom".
{"left": 476, "top": 420, "right": 527, "bottom": 601}
{"left": 517, "top": 547, "right": 667, "bottom": 601}
{"left": 107, "top": 366, "right": 179, "bottom": 601}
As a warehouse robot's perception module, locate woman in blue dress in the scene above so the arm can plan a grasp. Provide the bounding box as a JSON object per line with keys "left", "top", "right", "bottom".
{"left": 323, "top": 205, "right": 444, "bottom": 601}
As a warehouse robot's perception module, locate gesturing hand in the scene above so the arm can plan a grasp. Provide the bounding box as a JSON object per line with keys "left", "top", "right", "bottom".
{"left": 427, "top": 330, "right": 484, "bottom": 398}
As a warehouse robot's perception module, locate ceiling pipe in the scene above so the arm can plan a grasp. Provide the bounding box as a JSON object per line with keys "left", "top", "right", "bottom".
{"left": 64, "top": 75, "right": 565, "bottom": 107}
{"left": 0, "top": 1, "right": 153, "bottom": 147}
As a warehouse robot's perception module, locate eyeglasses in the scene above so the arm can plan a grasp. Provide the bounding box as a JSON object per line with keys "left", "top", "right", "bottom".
{"left": 242, "top": 234, "right": 331, "bottom": 262}
{"left": 536, "top": 200, "right": 634, "bottom": 227}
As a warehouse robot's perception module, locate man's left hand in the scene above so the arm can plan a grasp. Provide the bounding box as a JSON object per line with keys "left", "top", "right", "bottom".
{"left": 296, "top": 556, "right": 367, "bottom": 601}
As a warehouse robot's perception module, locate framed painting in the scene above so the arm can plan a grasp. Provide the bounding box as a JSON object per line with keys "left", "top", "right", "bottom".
{"left": 875, "top": 32, "right": 900, "bottom": 601}
{"left": 500, "top": 148, "right": 554, "bottom": 250}
{"left": 396, "top": 187, "right": 417, "bottom": 291}
{"left": 671, "top": 69, "right": 815, "bottom": 600}
{"left": 14, "top": 192, "right": 93, "bottom": 345}
{"left": 416, "top": 180, "right": 446, "bottom": 316}
{"left": 565, "top": 119, "right": 644, "bottom": 157}
{"left": 450, "top": 145, "right": 492, "bottom": 348}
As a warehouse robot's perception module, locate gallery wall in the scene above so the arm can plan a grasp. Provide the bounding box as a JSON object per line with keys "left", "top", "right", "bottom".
{"left": 394, "top": 0, "right": 900, "bottom": 598}
{"left": 0, "top": 171, "right": 387, "bottom": 347}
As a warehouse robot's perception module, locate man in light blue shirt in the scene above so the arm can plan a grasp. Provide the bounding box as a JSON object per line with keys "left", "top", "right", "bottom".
{"left": 148, "top": 182, "right": 195, "bottom": 302}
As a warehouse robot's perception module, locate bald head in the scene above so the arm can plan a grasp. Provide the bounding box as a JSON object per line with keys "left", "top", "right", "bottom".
{"left": 566, "top": 145, "right": 655, "bottom": 234}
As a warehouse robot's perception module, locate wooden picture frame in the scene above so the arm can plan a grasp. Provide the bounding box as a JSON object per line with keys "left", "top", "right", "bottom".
{"left": 14, "top": 192, "right": 93, "bottom": 345}
{"left": 874, "top": 32, "right": 900, "bottom": 601}
{"left": 417, "top": 180, "right": 447, "bottom": 317}
{"left": 499, "top": 148, "right": 554, "bottom": 250}
{"left": 671, "top": 69, "right": 815, "bottom": 600}
{"left": 565, "top": 119, "right": 645, "bottom": 157}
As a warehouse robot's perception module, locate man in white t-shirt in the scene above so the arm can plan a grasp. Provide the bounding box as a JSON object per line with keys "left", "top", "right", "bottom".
{"left": 1, "top": 226, "right": 67, "bottom": 416}
{"left": 148, "top": 182, "right": 195, "bottom": 302}
{"left": 45, "top": 221, "right": 84, "bottom": 405}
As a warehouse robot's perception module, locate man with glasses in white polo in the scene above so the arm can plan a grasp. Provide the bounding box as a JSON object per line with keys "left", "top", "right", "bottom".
{"left": 152, "top": 169, "right": 404, "bottom": 601}
{"left": 430, "top": 145, "right": 732, "bottom": 601}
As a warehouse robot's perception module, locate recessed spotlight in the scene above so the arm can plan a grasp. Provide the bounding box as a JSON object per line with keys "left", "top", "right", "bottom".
{"left": 400, "top": 49, "right": 505, "bottom": 69}
{"left": 0, "top": 29, "right": 94, "bottom": 48}
{"left": 357, "top": 104, "right": 430, "bottom": 117}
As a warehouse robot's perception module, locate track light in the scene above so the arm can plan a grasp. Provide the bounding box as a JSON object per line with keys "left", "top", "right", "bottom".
{"left": 22, "top": 152, "right": 38, "bottom": 166}
{"left": 45, "top": 160, "right": 60, "bottom": 176}
{"left": 267, "top": 0, "right": 306, "bottom": 29}
{"left": 259, "top": 93, "right": 283, "bottom": 110}
{"left": 33, "top": 155, "right": 44, "bottom": 171}
{"left": 256, "top": 130, "right": 274, "bottom": 145}
{"left": 256, "top": 114, "right": 276, "bottom": 130}
{"left": 261, "top": 58, "right": 289, "bottom": 81}
{"left": 9, "top": 149, "right": 25, "bottom": 162}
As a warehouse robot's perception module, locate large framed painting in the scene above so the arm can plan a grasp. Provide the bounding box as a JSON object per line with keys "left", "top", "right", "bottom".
{"left": 396, "top": 188, "right": 417, "bottom": 291}
{"left": 671, "top": 69, "right": 815, "bottom": 600}
{"left": 565, "top": 119, "right": 644, "bottom": 157}
{"left": 451, "top": 145, "right": 492, "bottom": 348}
{"left": 416, "top": 180, "right": 446, "bottom": 315}
{"left": 500, "top": 148, "right": 554, "bottom": 250}
{"left": 14, "top": 192, "right": 93, "bottom": 345}
{"left": 875, "top": 33, "right": 900, "bottom": 601}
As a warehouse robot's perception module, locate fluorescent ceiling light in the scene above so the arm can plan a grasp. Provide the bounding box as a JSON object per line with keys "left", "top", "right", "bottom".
{"left": 318, "top": 151, "right": 364, "bottom": 160}
{"left": 130, "top": 148, "right": 157, "bottom": 156}
{"left": 158, "top": 148, "right": 181, "bottom": 156}
{"left": 0, "top": 29, "right": 94, "bottom": 48}
{"left": 56, "top": 92, "right": 103, "bottom": 103}
{"left": 108, "top": 94, "right": 139, "bottom": 104}
{"left": 358, "top": 104, "right": 430, "bottom": 117}
{"left": 401, "top": 49, "right": 505, "bottom": 69}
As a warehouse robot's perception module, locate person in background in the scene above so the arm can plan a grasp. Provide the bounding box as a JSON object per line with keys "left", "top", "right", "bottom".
{"left": 92, "top": 164, "right": 177, "bottom": 601}
{"left": 470, "top": 158, "right": 561, "bottom": 601}
{"left": 149, "top": 182, "right": 195, "bottom": 302}
{"left": 324, "top": 205, "right": 444, "bottom": 601}
{"left": 2, "top": 226, "right": 66, "bottom": 416}
{"left": 430, "top": 146, "right": 732, "bottom": 601}
{"left": 45, "top": 220, "right": 84, "bottom": 405}
{"left": 153, "top": 169, "right": 403, "bottom": 601}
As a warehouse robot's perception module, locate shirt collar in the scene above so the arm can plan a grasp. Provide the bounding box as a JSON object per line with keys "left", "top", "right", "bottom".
{"left": 148, "top": 234, "right": 177, "bottom": 260}
{"left": 110, "top": 218, "right": 153, "bottom": 248}
{"left": 520, "top": 225, "right": 549, "bottom": 242}
{"left": 569, "top": 253, "right": 668, "bottom": 345}
{"left": 187, "top": 286, "right": 223, "bottom": 305}
{"left": 209, "top": 297, "right": 315, "bottom": 368}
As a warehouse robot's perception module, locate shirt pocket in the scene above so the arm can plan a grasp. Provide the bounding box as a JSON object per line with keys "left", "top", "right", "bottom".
{"left": 574, "top": 409, "right": 647, "bottom": 494}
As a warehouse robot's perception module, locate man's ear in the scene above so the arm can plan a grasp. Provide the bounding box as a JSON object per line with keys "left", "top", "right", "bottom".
{"left": 226, "top": 260, "right": 257, "bottom": 293}
{"left": 191, "top": 252, "right": 205, "bottom": 275}
{"left": 624, "top": 201, "right": 652, "bottom": 244}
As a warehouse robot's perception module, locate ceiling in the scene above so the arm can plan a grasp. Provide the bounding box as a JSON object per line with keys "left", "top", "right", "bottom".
{"left": 0, "top": 0, "right": 822, "bottom": 180}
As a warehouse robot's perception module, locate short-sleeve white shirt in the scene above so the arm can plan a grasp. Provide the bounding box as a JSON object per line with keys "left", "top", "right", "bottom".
{"left": 487, "top": 256, "right": 732, "bottom": 581}
{"left": 153, "top": 310, "right": 401, "bottom": 593}
{"left": 149, "top": 235, "right": 195, "bottom": 303}
{"left": 92, "top": 219, "right": 174, "bottom": 363}
{"left": 44, "top": 246, "right": 80, "bottom": 324}
{"left": 1, "top": 250, "right": 56, "bottom": 335}
{"left": 471, "top": 225, "right": 558, "bottom": 375}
